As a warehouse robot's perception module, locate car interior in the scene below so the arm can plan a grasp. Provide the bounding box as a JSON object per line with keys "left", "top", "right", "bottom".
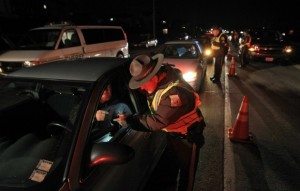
{"left": 0, "top": 81, "right": 85, "bottom": 188}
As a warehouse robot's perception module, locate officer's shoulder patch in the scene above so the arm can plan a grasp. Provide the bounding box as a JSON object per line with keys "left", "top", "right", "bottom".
{"left": 169, "top": 94, "right": 182, "bottom": 107}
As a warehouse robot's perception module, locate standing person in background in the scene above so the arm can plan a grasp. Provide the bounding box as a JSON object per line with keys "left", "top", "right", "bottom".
{"left": 228, "top": 30, "right": 240, "bottom": 61}
{"left": 239, "top": 30, "right": 252, "bottom": 67}
{"left": 210, "top": 26, "right": 228, "bottom": 83}
{"left": 115, "top": 54, "right": 206, "bottom": 191}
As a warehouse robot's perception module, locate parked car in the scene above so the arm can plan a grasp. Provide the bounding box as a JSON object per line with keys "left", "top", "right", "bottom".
{"left": 132, "top": 34, "right": 158, "bottom": 48}
{"left": 240, "top": 29, "right": 294, "bottom": 65}
{"left": 156, "top": 40, "right": 207, "bottom": 91}
{"left": 0, "top": 24, "right": 129, "bottom": 74}
{"left": 138, "top": 38, "right": 158, "bottom": 48}
{"left": 0, "top": 57, "right": 166, "bottom": 191}
{"left": 197, "top": 32, "right": 213, "bottom": 63}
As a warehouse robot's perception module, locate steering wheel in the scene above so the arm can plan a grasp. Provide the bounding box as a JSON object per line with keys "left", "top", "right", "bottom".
{"left": 47, "top": 122, "right": 72, "bottom": 136}
{"left": 17, "top": 90, "right": 39, "bottom": 99}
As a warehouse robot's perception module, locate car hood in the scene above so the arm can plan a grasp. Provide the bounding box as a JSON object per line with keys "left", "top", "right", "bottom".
{"left": 0, "top": 50, "right": 49, "bottom": 62}
{"left": 163, "top": 58, "right": 200, "bottom": 73}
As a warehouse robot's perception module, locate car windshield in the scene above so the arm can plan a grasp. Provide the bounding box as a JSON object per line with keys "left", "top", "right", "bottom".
{"left": 0, "top": 79, "right": 90, "bottom": 190}
{"left": 160, "top": 44, "right": 199, "bottom": 59}
{"left": 17, "top": 29, "right": 61, "bottom": 50}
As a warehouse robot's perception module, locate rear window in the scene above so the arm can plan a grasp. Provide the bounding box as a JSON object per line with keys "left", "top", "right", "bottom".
{"left": 82, "top": 28, "right": 124, "bottom": 45}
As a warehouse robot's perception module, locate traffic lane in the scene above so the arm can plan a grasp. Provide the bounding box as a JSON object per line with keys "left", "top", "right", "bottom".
{"left": 130, "top": 47, "right": 158, "bottom": 58}
{"left": 194, "top": 61, "right": 225, "bottom": 191}
{"left": 228, "top": 61, "right": 300, "bottom": 191}
{"left": 224, "top": 60, "right": 270, "bottom": 191}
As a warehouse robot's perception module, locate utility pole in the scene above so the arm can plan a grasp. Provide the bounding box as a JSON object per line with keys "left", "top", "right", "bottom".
{"left": 152, "top": 0, "right": 156, "bottom": 38}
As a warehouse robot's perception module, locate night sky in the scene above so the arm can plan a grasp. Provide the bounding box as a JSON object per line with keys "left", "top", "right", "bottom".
{"left": 1, "top": 0, "right": 299, "bottom": 32}
{"left": 83, "top": 0, "right": 299, "bottom": 28}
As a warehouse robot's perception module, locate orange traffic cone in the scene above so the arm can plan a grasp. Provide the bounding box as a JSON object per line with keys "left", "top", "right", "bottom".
{"left": 228, "top": 96, "right": 252, "bottom": 143}
{"left": 228, "top": 57, "right": 237, "bottom": 77}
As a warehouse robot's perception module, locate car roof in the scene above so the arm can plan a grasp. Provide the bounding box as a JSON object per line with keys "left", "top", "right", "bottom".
{"left": 5, "top": 57, "right": 129, "bottom": 82}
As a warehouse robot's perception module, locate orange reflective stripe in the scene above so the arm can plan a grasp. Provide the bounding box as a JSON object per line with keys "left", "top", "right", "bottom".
{"left": 162, "top": 110, "right": 202, "bottom": 134}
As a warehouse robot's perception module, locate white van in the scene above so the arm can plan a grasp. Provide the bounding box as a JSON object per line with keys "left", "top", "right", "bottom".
{"left": 0, "top": 24, "right": 129, "bottom": 74}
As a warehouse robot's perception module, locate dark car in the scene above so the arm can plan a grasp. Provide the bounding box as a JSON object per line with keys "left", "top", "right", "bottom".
{"left": 0, "top": 34, "right": 15, "bottom": 53}
{"left": 240, "top": 29, "right": 294, "bottom": 65}
{"left": 0, "top": 58, "right": 166, "bottom": 191}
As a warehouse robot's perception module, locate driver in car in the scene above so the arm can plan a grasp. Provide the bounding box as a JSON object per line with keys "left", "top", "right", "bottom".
{"left": 93, "top": 83, "right": 132, "bottom": 142}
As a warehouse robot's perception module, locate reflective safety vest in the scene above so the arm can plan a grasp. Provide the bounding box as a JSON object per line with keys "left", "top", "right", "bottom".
{"left": 211, "top": 32, "right": 225, "bottom": 50}
{"left": 148, "top": 80, "right": 203, "bottom": 135}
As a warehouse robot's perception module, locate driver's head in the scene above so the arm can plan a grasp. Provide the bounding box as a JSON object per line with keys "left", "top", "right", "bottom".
{"left": 100, "top": 84, "right": 112, "bottom": 104}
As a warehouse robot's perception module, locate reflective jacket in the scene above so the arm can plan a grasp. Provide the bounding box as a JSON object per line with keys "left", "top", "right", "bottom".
{"left": 148, "top": 80, "right": 202, "bottom": 134}
{"left": 211, "top": 33, "right": 228, "bottom": 55}
{"left": 129, "top": 67, "right": 204, "bottom": 135}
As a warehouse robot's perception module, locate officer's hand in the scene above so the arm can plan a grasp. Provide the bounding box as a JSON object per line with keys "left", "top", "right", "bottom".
{"left": 113, "top": 113, "right": 128, "bottom": 128}
{"left": 95, "top": 110, "right": 108, "bottom": 121}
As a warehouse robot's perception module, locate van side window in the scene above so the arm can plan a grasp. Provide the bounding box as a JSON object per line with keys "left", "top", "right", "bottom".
{"left": 59, "top": 30, "right": 80, "bottom": 48}
{"left": 81, "top": 29, "right": 105, "bottom": 45}
{"left": 104, "top": 29, "right": 125, "bottom": 41}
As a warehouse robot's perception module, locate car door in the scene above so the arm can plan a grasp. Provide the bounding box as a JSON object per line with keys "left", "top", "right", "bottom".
{"left": 78, "top": 66, "right": 167, "bottom": 191}
{"left": 56, "top": 29, "right": 84, "bottom": 60}
{"left": 80, "top": 28, "right": 110, "bottom": 58}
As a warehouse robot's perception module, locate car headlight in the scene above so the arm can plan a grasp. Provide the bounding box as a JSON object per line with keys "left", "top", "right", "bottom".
{"left": 23, "top": 61, "right": 39, "bottom": 67}
{"left": 248, "top": 45, "right": 259, "bottom": 52}
{"left": 283, "top": 46, "right": 292, "bottom": 53}
{"left": 204, "top": 48, "right": 212, "bottom": 56}
{"left": 183, "top": 71, "right": 197, "bottom": 82}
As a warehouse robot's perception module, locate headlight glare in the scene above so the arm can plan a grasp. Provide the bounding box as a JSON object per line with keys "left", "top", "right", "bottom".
{"left": 283, "top": 46, "right": 292, "bottom": 53}
{"left": 24, "top": 61, "right": 37, "bottom": 67}
{"left": 204, "top": 48, "right": 212, "bottom": 56}
{"left": 183, "top": 71, "right": 197, "bottom": 82}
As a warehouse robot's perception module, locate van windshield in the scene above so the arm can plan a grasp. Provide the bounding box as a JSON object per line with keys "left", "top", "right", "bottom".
{"left": 17, "top": 29, "right": 61, "bottom": 50}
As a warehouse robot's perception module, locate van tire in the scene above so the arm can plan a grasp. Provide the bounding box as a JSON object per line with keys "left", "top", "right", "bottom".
{"left": 116, "top": 53, "right": 124, "bottom": 58}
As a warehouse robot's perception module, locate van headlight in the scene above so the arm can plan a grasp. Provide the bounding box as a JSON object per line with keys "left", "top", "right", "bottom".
{"left": 183, "top": 71, "right": 197, "bottom": 82}
{"left": 24, "top": 61, "right": 37, "bottom": 67}
{"left": 283, "top": 46, "right": 292, "bottom": 53}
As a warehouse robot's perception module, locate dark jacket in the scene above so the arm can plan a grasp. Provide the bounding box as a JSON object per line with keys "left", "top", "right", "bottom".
{"left": 128, "top": 66, "right": 205, "bottom": 136}
{"left": 212, "top": 33, "right": 228, "bottom": 56}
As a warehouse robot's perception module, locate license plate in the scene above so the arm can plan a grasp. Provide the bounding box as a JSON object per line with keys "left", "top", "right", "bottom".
{"left": 265, "top": 57, "right": 274, "bottom": 62}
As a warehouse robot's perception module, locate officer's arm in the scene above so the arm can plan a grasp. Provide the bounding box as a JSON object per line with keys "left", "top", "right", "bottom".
{"left": 143, "top": 87, "right": 195, "bottom": 131}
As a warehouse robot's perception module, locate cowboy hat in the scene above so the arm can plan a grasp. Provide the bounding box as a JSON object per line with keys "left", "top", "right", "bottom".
{"left": 129, "top": 53, "right": 164, "bottom": 89}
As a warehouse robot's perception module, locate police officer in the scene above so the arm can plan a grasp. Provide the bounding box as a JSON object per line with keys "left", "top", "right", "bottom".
{"left": 210, "top": 26, "right": 228, "bottom": 83}
{"left": 239, "top": 30, "right": 252, "bottom": 67}
{"left": 115, "top": 54, "right": 206, "bottom": 191}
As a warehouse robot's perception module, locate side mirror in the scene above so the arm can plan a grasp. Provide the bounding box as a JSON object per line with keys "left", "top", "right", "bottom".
{"left": 89, "top": 142, "right": 134, "bottom": 168}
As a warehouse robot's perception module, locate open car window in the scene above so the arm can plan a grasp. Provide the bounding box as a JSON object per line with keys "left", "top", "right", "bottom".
{"left": 89, "top": 70, "right": 135, "bottom": 144}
